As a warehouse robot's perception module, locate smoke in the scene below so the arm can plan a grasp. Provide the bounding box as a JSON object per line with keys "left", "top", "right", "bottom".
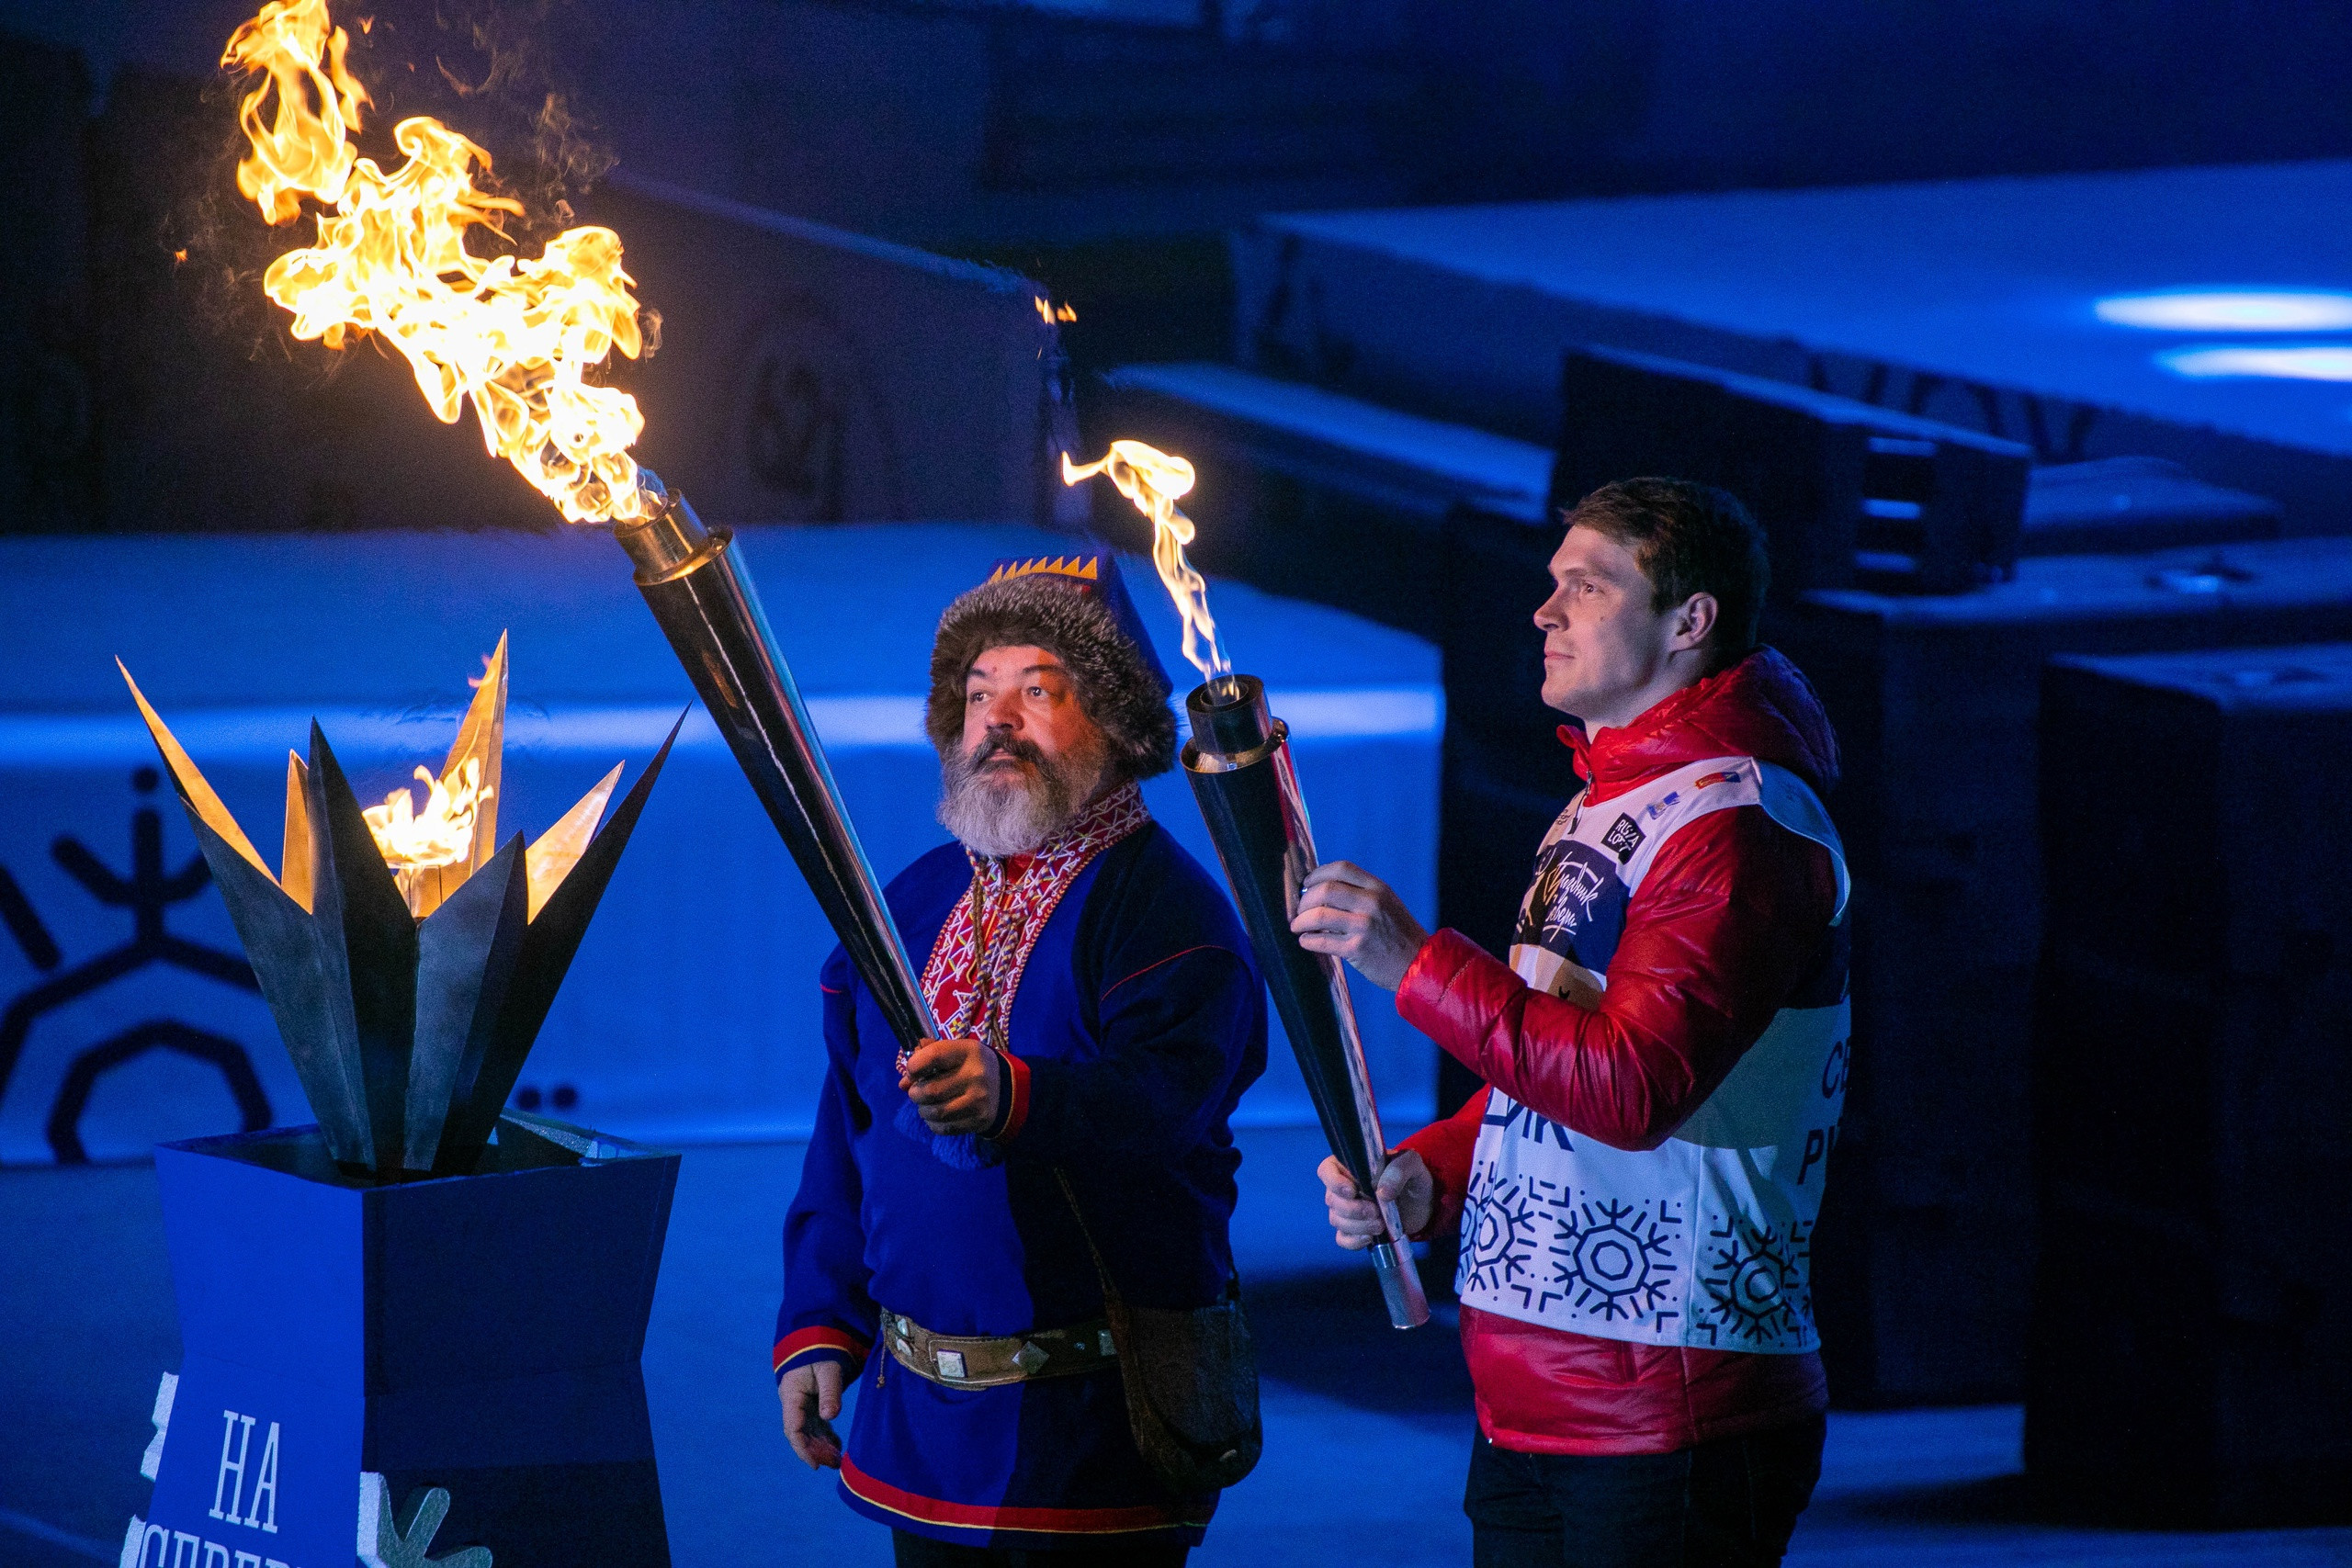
{"left": 369, "top": 0, "right": 620, "bottom": 248}
{"left": 159, "top": 0, "right": 624, "bottom": 358}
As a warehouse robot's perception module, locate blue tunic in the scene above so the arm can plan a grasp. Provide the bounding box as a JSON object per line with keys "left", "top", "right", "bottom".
{"left": 775, "top": 822, "right": 1267, "bottom": 1549}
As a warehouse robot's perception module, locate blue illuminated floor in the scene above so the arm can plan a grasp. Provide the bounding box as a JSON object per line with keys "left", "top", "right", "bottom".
{"left": 6, "top": 1132, "right": 2349, "bottom": 1566}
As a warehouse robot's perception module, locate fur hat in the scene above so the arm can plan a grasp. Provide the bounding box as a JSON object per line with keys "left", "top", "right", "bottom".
{"left": 927, "top": 563, "right": 1177, "bottom": 784}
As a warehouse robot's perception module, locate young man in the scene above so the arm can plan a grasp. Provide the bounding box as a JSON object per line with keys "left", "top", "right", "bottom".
{"left": 775, "top": 555, "right": 1266, "bottom": 1565}
{"left": 1298, "top": 479, "right": 1849, "bottom": 1567}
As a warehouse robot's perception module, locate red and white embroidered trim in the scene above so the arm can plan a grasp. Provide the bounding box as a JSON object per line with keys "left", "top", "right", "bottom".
{"left": 840, "top": 1455, "right": 1215, "bottom": 1538}
{"left": 920, "top": 784, "right": 1150, "bottom": 1061}
{"left": 774, "top": 1325, "right": 871, "bottom": 1378}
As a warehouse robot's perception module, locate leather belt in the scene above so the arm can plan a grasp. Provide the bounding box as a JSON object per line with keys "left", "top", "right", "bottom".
{"left": 880, "top": 1307, "right": 1117, "bottom": 1388}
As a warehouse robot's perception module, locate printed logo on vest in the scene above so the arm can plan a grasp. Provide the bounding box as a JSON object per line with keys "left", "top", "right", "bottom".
{"left": 1693, "top": 769, "right": 1744, "bottom": 790}
{"left": 1521, "top": 839, "right": 1627, "bottom": 971}
{"left": 1601, "top": 813, "right": 1645, "bottom": 863}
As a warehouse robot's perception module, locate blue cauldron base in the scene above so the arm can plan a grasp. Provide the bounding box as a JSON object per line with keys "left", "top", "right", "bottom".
{"left": 131, "top": 1114, "right": 678, "bottom": 1566}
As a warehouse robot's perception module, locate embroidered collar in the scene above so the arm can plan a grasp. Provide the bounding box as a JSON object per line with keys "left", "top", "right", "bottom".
{"left": 916, "top": 782, "right": 1151, "bottom": 1061}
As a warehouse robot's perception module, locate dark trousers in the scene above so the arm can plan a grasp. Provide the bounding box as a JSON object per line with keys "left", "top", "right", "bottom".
{"left": 891, "top": 1529, "right": 1190, "bottom": 1567}
{"left": 1464, "top": 1415, "right": 1826, "bottom": 1568}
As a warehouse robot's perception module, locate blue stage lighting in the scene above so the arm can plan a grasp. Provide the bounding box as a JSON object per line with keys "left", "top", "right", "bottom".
{"left": 2156, "top": 345, "right": 2352, "bottom": 381}
{"left": 2097, "top": 291, "right": 2352, "bottom": 331}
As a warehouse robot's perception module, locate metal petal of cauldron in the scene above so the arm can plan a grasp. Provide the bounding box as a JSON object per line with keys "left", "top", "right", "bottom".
{"left": 120, "top": 661, "right": 679, "bottom": 1179}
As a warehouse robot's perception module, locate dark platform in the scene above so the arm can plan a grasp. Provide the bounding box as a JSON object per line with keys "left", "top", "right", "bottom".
{"left": 2029, "top": 643, "right": 2352, "bottom": 1529}
{"left": 1237, "top": 162, "right": 2352, "bottom": 531}
{"left": 1775, "top": 538, "right": 2352, "bottom": 1408}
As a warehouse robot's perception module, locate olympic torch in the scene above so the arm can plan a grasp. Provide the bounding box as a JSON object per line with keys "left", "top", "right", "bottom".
{"left": 217, "top": 0, "right": 936, "bottom": 1052}
{"left": 1067, "top": 443, "right": 1430, "bottom": 1329}
{"left": 611, "top": 470, "right": 937, "bottom": 1049}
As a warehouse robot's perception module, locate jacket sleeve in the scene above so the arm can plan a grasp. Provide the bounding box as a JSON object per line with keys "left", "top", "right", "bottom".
{"left": 1005, "top": 940, "right": 1263, "bottom": 1166}
{"left": 1397, "top": 1086, "right": 1490, "bottom": 1242}
{"left": 775, "top": 951, "right": 879, "bottom": 1382}
{"left": 1396, "top": 804, "right": 1836, "bottom": 1153}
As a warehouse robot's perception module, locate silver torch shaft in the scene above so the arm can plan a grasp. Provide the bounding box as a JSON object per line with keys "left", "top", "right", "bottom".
{"left": 610, "top": 471, "right": 938, "bottom": 1053}
{"left": 1182, "top": 674, "right": 1430, "bottom": 1329}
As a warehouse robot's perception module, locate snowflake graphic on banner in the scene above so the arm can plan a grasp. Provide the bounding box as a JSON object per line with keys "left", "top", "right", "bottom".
{"left": 360, "top": 1474, "right": 493, "bottom": 1568}
{"left": 1694, "top": 1213, "right": 1813, "bottom": 1348}
{"left": 1547, "top": 1194, "right": 1683, "bottom": 1324}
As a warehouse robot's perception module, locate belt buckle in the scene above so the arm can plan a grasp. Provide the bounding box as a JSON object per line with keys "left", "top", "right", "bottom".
{"left": 934, "top": 1348, "right": 967, "bottom": 1381}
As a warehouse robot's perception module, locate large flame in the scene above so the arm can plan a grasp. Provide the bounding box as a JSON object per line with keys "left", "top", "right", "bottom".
{"left": 221, "top": 0, "right": 649, "bottom": 523}
{"left": 364, "top": 757, "right": 489, "bottom": 907}
{"left": 1062, "top": 439, "right": 1231, "bottom": 686}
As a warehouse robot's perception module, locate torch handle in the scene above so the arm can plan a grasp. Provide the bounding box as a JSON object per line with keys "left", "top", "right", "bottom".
{"left": 616, "top": 496, "right": 937, "bottom": 1054}
{"left": 1183, "top": 685, "right": 1429, "bottom": 1329}
{"left": 1372, "top": 1242, "right": 1427, "bottom": 1331}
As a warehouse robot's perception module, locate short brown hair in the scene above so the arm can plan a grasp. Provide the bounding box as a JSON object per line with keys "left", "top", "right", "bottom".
{"left": 1564, "top": 478, "right": 1770, "bottom": 667}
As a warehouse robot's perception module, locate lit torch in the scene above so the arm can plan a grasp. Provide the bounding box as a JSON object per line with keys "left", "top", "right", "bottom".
{"left": 1065, "top": 441, "right": 1430, "bottom": 1329}
{"left": 220, "top": 0, "right": 936, "bottom": 1050}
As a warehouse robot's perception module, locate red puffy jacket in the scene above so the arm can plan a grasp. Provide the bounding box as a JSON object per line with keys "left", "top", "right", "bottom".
{"left": 1399, "top": 648, "right": 1843, "bottom": 1456}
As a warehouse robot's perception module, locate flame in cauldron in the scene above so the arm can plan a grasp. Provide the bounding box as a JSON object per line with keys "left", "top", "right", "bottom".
{"left": 364, "top": 757, "right": 489, "bottom": 898}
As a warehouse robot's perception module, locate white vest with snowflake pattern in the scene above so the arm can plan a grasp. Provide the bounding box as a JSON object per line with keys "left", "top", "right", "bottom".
{"left": 1456, "top": 755, "right": 1850, "bottom": 1353}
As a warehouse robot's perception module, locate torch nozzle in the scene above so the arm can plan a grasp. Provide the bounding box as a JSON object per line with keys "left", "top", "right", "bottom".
{"left": 1184, "top": 673, "right": 1279, "bottom": 764}
{"left": 611, "top": 477, "right": 716, "bottom": 583}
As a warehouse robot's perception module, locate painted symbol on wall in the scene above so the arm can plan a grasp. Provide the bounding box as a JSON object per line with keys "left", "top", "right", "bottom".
{"left": 747, "top": 357, "right": 846, "bottom": 517}
{"left": 1458, "top": 1159, "right": 1542, "bottom": 1301}
{"left": 730, "top": 299, "right": 909, "bottom": 524}
{"left": 1548, "top": 1195, "right": 1682, "bottom": 1322}
{"left": 0, "top": 767, "right": 270, "bottom": 1164}
{"left": 1696, "top": 1215, "right": 1812, "bottom": 1347}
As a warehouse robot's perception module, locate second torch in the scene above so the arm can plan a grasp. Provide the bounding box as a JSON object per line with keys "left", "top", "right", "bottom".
{"left": 1182, "top": 675, "right": 1430, "bottom": 1330}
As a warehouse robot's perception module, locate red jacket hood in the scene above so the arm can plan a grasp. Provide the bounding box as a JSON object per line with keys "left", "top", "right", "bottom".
{"left": 1559, "top": 648, "right": 1840, "bottom": 801}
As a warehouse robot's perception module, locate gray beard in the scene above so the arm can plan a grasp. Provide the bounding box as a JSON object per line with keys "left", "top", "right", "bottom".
{"left": 936, "top": 735, "right": 1104, "bottom": 859}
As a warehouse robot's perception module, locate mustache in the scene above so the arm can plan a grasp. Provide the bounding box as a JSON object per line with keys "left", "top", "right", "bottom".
{"left": 967, "top": 734, "right": 1046, "bottom": 770}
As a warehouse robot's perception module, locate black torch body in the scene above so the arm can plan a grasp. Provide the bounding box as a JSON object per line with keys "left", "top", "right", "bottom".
{"left": 612, "top": 479, "right": 937, "bottom": 1054}
{"left": 1183, "top": 676, "right": 1430, "bottom": 1329}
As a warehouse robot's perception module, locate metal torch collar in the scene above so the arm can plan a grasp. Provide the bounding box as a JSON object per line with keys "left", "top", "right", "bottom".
{"left": 1181, "top": 720, "right": 1290, "bottom": 775}
{"left": 613, "top": 491, "right": 728, "bottom": 585}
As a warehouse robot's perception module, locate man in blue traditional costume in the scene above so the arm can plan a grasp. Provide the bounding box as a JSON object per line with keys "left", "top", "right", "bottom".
{"left": 773, "top": 553, "right": 1268, "bottom": 1566}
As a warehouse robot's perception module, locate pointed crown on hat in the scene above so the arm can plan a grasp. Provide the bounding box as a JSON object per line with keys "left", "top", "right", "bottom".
{"left": 988, "top": 554, "right": 1099, "bottom": 585}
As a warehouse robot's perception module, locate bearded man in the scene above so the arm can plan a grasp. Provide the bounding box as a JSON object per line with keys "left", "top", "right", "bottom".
{"left": 773, "top": 554, "right": 1267, "bottom": 1566}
